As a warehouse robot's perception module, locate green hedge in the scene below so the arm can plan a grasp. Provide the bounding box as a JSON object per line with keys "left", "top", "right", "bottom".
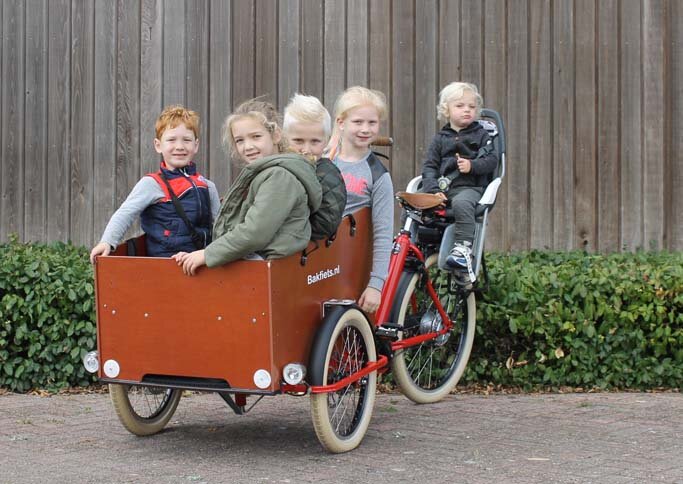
{"left": 468, "top": 250, "right": 683, "bottom": 389}
{"left": 0, "top": 236, "right": 96, "bottom": 392}
{"left": 0, "top": 237, "right": 681, "bottom": 392}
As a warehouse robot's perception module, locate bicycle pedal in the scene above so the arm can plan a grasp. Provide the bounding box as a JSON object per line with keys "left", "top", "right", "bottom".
{"left": 375, "top": 325, "right": 400, "bottom": 340}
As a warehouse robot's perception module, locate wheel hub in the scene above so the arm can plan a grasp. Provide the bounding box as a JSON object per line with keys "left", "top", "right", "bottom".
{"left": 419, "top": 310, "right": 449, "bottom": 346}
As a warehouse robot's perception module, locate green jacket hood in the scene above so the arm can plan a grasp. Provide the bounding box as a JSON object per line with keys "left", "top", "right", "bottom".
{"left": 244, "top": 154, "right": 322, "bottom": 213}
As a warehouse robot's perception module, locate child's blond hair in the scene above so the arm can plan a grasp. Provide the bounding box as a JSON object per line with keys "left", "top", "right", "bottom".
{"left": 283, "top": 93, "right": 332, "bottom": 138}
{"left": 333, "top": 86, "right": 388, "bottom": 123}
{"left": 327, "top": 86, "right": 388, "bottom": 158}
{"left": 155, "top": 105, "right": 200, "bottom": 139}
{"left": 222, "top": 98, "right": 287, "bottom": 157}
{"left": 437, "top": 82, "right": 483, "bottom": 122}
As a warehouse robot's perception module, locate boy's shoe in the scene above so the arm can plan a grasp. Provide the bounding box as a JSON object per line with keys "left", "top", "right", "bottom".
{"left": 446, "top": 241, "right": 476, "bottom": 284}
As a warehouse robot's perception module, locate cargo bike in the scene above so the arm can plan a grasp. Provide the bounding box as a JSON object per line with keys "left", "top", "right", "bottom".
{"left": 84, "top": 109, "right": 505, "bottom": 453}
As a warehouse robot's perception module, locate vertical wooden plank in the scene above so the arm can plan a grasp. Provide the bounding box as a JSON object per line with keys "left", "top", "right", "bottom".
{"left": 140, "top": 0, "right": 163, "bottom": 175}
{"left": 597, "top": 0, "right": 620, "bottom": 252}
{"left": 208, "top": 0, "right": 232, "bottom": 191}
{"left": 300, "top": 0, "right": 323, "bottom": 99}
{"left": 368, "top": 0, "right": 392, "bottom": 151}
{"left": 186, "top": 0, "right": 209, "bottom": 166}
{"left": 1, "top": 0, "right": 25, "bottom": 240}
{"left": 232, "top": 0, "right": 255, "bottom": 105}
{"left": 671, "top": 0, "right": 683, "bottom": 250}
{"left": 278, "top": 0, "right": 300, "bottom": 108}
{"left": 391, "top": 0, "right": 415, "bottom": 193}
{"left": 323, "top": 0, "right": 345, "bottom": 109}
{"left": 551, "top": 0, "right": 574, "bottom": 250}
{"left": 70, "top": 0, "right": 95, "bottom": 247}
{"left": 528, "top": 0, "right": 553, "bottom": 249}
{"left": 24, "top": 0, "right": 47, "bottom": 242}
{"left": 439, "top": 0, "right": 461, "bottom": 86}
{"left": 346, "top": 0, "right": 368, "bottom": 87}
{"left": 620, "top": 0, "right": 642, "bottom": 250}
{"left": 116, "top": 0, "right": 141, "bottom": 207}
{"left": 93, "top": 0, "right": 117, "bottom": 243}
{"left": 460, "top": 0, "right": 483, "bottom": 87}
{"left": 415, "top": 0, "right": 438, "bottom": 180}
{"left": 642, "top": 0, "right": 666, "bottom": 250}
{"left": 163, "top": 0, "right": 185, "bottom": 105}
{"left": 574, "top": 0, "right": 597, "bottom": 251}
{"left": 255, "top": 0, "right": 278, "bottom": 103}
{"left": 46, "top": 0, "right": 70, "bottom": 242}
{"left": 506, "top": 0, "right": 529, "bottom": 251}
{"left": 482, "top": 0, "right": 507, "bottom": 251}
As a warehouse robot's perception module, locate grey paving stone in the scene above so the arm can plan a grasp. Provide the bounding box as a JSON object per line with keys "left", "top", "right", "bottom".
{"left": 0, "top": 391, "right": 681, "bottom": 484}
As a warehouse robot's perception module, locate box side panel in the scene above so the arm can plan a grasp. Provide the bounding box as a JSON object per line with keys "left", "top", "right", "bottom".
{"left": 95, "top": 257, "right": 273, "bottom": 390}
{"left": 269, "top": 208, "right": 373, "bottom": 377}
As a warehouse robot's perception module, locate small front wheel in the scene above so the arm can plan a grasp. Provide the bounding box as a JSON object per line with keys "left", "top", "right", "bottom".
{"left": 109, "top": 384, "right": 182, "bottom": 436}
{"left": 309, "top": 307, "right": 377, "bottom": 453}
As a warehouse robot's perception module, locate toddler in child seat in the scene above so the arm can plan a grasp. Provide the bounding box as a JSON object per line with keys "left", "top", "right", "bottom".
{"left": 89, "top": 105, "right": 220, "bottom": 263}
{"left": 420, "top": 82, "right": 497, "bottom": 283}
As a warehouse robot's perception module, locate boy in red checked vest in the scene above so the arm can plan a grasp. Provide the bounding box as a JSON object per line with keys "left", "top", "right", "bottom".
{"left": 89, "top": 105, "right": 220, "bottom": 263}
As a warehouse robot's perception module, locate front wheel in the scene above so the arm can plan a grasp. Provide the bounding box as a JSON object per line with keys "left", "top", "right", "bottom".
{"left": 309, "top": 307, "right": 377, "bottom": 453}
{"left": 109, "top": 384, "right": 182, "bottom": 436}
{"left": 390, "top": 253, "right": 476, "bottom": 403}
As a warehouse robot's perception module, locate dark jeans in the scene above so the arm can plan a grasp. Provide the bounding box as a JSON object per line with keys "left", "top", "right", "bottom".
{"left": 447, "top": 186, "right": 484, "bottom": 244}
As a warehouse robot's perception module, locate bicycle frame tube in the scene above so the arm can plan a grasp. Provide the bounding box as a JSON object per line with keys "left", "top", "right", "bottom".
{"left": 375, "top": 230, "right": 453, "bottom": 339}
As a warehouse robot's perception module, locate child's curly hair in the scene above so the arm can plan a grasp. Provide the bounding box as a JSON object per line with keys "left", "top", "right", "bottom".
{"left": 223, "top": 98, "right": 288, "bottom": 157}
{"left": 155, "top": 105, "right": 200, "bottom": 139}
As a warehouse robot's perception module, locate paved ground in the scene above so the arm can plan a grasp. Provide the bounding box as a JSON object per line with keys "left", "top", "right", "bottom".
{"left": 0, "top": 390, "right": 681, "bottom": 484}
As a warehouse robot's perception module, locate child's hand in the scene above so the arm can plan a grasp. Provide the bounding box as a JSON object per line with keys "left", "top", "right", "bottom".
{"left": 358, "top": 286, "right": 381, "bottom": 313}
{"left": 436, "top": 192, "right": 448, "bottom": 205}
{"left": 172, "top": 250, "right": 206, "bottom": 276}
{"left": 457, "top": 155, "right": 472, "bottom": 174}
{"left": 90, "top": 242, "right": 112, "bottom": 264}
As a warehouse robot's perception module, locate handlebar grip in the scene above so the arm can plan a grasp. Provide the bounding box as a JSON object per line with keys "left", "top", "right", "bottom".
{"left": 371, "top": 136, "right": 393, "bottom": 147}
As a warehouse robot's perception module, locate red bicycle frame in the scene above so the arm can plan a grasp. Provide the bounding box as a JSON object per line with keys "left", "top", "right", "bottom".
{"left": 375, "top": 228, "right": 454, "bottom": 352}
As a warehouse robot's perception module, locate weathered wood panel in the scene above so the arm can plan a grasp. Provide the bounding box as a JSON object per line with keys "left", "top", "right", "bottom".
{"left": 92, "top": 0, "right": 117, "bottom": 243}
{"left": 70, "top": 0, "right": 94, "bottom": 248}
{"left": 482, "top": 0, "right": 507, "bottom": 251}
{"left": 642, "top": 0, "right": 666, "bottom": 249}
{"left": 2, "top": 0, "right": 682, "bottom": 253}
{"left": 208, "top": 0, "right": 232, "bottom": 193}
{"left": 140, "top": 0, "right": 163, "bottom": 175}
{"left": 506, "top": 0, "right": 530, "bottom": 251}
{"left": 2, "top": 0, "right": 25, "bottom": 241}
{"left": 671, "top": 0, "right": 683, "bottom": 249}
{"left": 46, "top": 0, "right": 70, "bottom": 242}
{"left": 24, "top": 0, "right": 47, "bottom": 242}
{"left": 552, "top": 0, "right": 574, "bottom": 251}
{"left": 620, "top": 0, "right": 643, "bottom": 250}
{"left": 597, "top": 0, "right": 621, "bottom": 252}
{"left": 528, "top": 0, "right": 553, "bottom": 249}
{"left": 574, "top": 0, "right": 597, "bottom": 251}
{"left": 278, "top": 0, "right": 300, "bottom": 107}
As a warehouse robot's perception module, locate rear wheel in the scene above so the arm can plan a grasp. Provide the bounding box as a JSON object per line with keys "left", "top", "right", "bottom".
{"left": 109, "top": 384, "right": 181, "bottom": 436}
{"left": 390, "top": 253, "right": 476, "bottom": 403}
{"left": 310, "top": 307, "right": 377, "bottom": 453}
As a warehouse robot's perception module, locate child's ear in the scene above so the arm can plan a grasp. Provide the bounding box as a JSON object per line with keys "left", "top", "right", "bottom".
{"left": 272, "top": 128, "right": 282, "bottom": 144}
{"left": 153, "top": 138, "right": 162, "bottom": 154}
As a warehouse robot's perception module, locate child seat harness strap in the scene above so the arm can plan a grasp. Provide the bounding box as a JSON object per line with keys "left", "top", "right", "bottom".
{"left": 156, "top": 170, "right": 206, "bottom": 251}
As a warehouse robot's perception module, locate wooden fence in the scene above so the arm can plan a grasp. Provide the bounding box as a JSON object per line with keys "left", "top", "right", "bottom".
{"left": 1, "top": 0, "right": 681, "bottom": 251}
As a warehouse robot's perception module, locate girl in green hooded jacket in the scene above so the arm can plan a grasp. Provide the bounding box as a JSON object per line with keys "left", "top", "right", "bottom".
{"left": 172, "top": 99, "right": 322, "bottom": 275}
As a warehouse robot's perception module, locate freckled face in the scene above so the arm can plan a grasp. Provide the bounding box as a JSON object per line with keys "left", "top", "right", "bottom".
{"left": 153, "top": 123, "right": 199, "bottom": 170}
